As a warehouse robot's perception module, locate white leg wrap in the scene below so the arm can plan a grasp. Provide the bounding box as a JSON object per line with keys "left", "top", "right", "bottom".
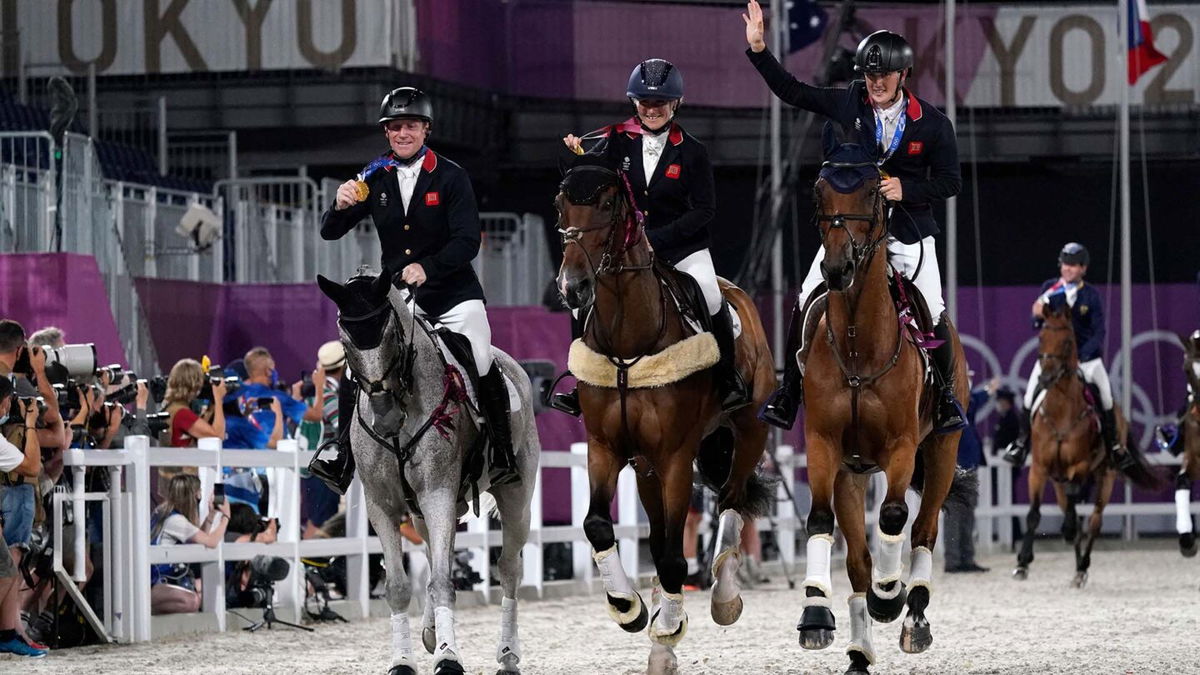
{"left": 1177, "top": 489, "right": 1194, "bottom": 535}
{"left": 802, "top": 534, "right": 834, "bottom": 598}
{"left": 433, "top": 605, "right": 460, "bottom": 664}
{"left": 846, "top": 593, "right": 876, "bottom": 664}
{"left": 871, "top": 529, "right": 906, "bottom": 595}
{"left": 496, "top": 596, "right": 521, "bottom": 668}
{"left": 909, "top": 546, "right": 933, "bottom": 591}
{"left": 594, "top": 545, "right": 635, "bottom": 596}
{"left": 649, "top": 590, "right": 688, "bottom": 646}
{"left": 711, "top": 510, "right": 744, "bottom": 604}
{"left": 390, "top": 613, "right": 416, "bottom": 669}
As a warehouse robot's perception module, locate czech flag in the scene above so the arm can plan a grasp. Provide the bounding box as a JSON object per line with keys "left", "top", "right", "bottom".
{"left": 1128, "top": 0, "right": 1166, "bottom": 84}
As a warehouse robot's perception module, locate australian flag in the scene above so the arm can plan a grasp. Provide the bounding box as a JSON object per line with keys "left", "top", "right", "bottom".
{"left": 788, "top": 0, "right": 828, "bottom": 52}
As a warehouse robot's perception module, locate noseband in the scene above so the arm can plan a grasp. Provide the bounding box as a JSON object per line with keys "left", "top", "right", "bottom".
{"left": 557, "top": 166, "right": 652, "bottom": 277}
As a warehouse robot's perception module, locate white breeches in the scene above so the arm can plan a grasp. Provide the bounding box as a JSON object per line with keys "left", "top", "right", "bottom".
{"left": 414, "top": 298, "right": 494, "bottom": 374}
{"left": 1024, "top": 357, "right": 1113, "bottom": 410}
{"left": 675, "top": 249, "right": 723, "bottom": 316}
{"left": 799, "top": 235, "right": 945, "bottom": 324}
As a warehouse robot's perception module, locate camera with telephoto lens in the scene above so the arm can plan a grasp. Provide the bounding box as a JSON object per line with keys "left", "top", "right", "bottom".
{"left": 107, "top": 376, "right": 168, "bottom": 406}
{"left": 145, "top": 411, "right": 170, "bottom": 437}
{"left": 12, "top": 343, "right": 97, "bottom": 381}
{"left": 198, "top": 364, "right": 241, "bottom": 402}
{"left": 228, "top": 554, "right": 291, "bottom": 609}
{"left": 12, "top": 395, "right": 47, "bottom": 421}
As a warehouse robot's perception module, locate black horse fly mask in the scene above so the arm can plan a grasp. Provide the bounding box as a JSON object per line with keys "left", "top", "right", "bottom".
{"left": 557, "top": 162, "right": 649, "bottom": 277}
{"left": 337, "top": 274, "right": 417, "bottom": 435}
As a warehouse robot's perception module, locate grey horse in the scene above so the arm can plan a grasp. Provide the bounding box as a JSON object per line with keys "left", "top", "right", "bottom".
{"left": 317, "top": 271, "right": 540, "bottom": 675}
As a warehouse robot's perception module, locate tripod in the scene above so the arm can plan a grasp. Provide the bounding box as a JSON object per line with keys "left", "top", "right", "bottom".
{"left": 233, "top": 583, "right": 314, "bottom": 633}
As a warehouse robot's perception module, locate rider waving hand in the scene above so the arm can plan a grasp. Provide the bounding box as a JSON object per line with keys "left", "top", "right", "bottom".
{"left": 743, "top": 0, "right": 964, "bottom": 432}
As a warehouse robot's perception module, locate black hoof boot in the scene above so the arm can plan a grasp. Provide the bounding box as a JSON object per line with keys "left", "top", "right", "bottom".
{"left": 899, "top": 586, "right": 932, "bottom": 654}
{"left": 434, "top": 659, "right": 466, "bottom": 675}
{"left": 867, "top": 581, "right": 907, "bottom": 624}
{"left": 388, "top": 666, "right": 416, "bottom": 675}
{"left": 608, "top": 593, "right": 649, "bottom": 633}
{"left": 797, "top": 604, "right": 836, "bottom": 650}
{"left": 845, "top": 650, "right": 872, "bottom": 675}
{"left": 1181, "top": 531, "right": 1198, "bottom": 558}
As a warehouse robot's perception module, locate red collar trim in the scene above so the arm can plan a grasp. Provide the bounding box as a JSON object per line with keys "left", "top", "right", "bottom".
{"left": 668, "top": 123, "right": 683, "bottom": 146}
{"left": 904, "top": 89, "right": 922, "bottom": 121}
{"left": 422, "top": 150, "right": 438, "bottom": 172}
{"left": 615, "top": 117, "right": 682, "bottom": 144}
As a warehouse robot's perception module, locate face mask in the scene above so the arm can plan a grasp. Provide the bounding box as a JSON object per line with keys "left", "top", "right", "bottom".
{"left": 0, "top": 414, "right": 8, "bottom": 426}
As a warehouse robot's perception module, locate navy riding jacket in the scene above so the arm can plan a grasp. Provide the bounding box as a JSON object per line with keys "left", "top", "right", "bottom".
{"left": 585, "top": 121, "right": 716, "bottom": 266}
{"left": 1039, "top": 279, "right": 1105, "bottom": 362}
{"left": 321, "top": 149, "right": 485, "bottom": 317}
{"left": 746, "top": 48, "right": 962, "bottom": 245}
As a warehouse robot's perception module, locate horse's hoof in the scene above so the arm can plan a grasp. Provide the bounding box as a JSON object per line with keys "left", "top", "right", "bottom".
{"left": 647, "top": 643, "right": 678, "bottom": 675}
{"left": 1181, "top": 532, "right": 1198, "bottom": 558}
{"left": 434, "top": 660, "right": 466, "bottom": 675}
{"left": 1071, "top": 572, "right": 1088, "bottom": 589}
{"left": 710, "top": 594, "right": 743, "bottom": 626}
{"left": 899, "top": 613, "right": 932, "bottom": 654}
{"left": 496, "top": 669, "right": 520, "bottom": 675}
{"left": 423, "top": 626, "right": 436, "bottom": 654}
{"left": 867, "top": 582, "right": 907, "bottom": 624}
{"left": 797, "top": 604, "right": 836, "bottom": 649}
{"left": 1012, "top": 566, "right": 1028, "bottom": 581}
{"left": 845, "top": 650, "right": 872, "bottom": 675}
{"left": 388, "top": 666, "right": 416, "bottom": 675}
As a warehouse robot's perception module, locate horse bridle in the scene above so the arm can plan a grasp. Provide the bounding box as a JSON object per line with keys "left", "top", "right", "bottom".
{"left": 1037, "top": 322, "right": 1076, "bottom": 388}
{"left": 340, "top": 295, "right": 418, "bottom": 421}
{"left": 557, "top": 166, "right": 653, "bottom": 277}
{"left": 812, "top": 160, "right": 889, "bottom": 273}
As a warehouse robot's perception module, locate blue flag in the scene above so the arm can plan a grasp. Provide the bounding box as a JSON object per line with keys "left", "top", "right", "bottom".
{"left": 788, "top": 0, "right": 828, "bottom": 52}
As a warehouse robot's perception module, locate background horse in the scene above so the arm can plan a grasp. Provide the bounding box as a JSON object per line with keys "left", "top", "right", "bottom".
{"left": 318, "top": 271, "right": 539, "bottom": 675}
{"left": 1175, "top": 331, "right": 1200, "bottom": 557}
{"left": 1014, "top": 303, "right": 1159, "bottom": 587}
{"left": 555, "top": 162, "right": 776, "bottom": 674}
{"left": 795, "top": 128, "right": 974, "bottom": 675}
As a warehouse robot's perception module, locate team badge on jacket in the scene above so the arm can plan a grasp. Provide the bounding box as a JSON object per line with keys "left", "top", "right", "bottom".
{"left": 907, "top": 141, "right": 923, "bottom": 155}
{"left": 425, "top": 192, "right": 440, "bottom": 206}
{"left": 1079, "top": 305, "right": 1089, "bottom": 315}
{"left": 665, "top": 164, "right": 681, "bottom": 179}
{"left": 621, "top": 156, "right": 631, "bottom": 172}
{"left": 379, "top": 192, "right": 388, "bottom": 207}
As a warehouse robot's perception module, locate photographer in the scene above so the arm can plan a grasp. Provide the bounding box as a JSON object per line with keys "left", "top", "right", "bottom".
{"left": 225, "top": 347, "right": 308, "bottom": 451}
{"left": 164, "top": 359, "right": 226, "bottom": 448}
{"left": 223, "top": 503, "right": 287, "bottom": 609}
{"left": 0, "top": 320, "right": 68, "bottom": 457}
{"left": 0, "top": 379, "right": 47, "bottom": 657}
{"left": 299, "top": 342, "right": 341, "bottom": 539}
{"left": 150, "top": 474, "right": 229, "bottom": 614}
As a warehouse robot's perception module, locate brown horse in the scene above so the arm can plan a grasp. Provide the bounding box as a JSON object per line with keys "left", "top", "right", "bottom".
{"left": 793, "top": 132, "right": 973, "bottom": 675}
{"left": 1174, "top": 330, "right": 1200, "bottom": 557}
{"left": 555, "top": 161, "right": 776, "bottom": 674}
{"left": 1013, "top": 303, "right": 1159, "bottom": 586}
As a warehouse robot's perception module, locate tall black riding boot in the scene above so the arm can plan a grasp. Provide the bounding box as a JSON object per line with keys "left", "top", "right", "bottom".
{"left": 930, "top": 320, "right": 966, "bottom": 433}
{"left": 1002, "top": 406, "right": 1033, "bottom": 466}
{"left": 759, "top": 293, "right": 825, "bottom": 430}
{"left": 712, "top": 303, "right": 751, "bottom": 413}
{"left": 480, "top": 364, "right": 520, "bottom": 486}
{"left": 1100, "top": 406, "right": 1138, "bottom": 474}
{"left": 309, "top": 372, "right": 358, "bottom": 495}
{"left": 549, "top": 313, "right": 585, "bottom": 417}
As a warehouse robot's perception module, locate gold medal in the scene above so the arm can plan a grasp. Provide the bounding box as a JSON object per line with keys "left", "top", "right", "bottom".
{"left": 352, "top": 179, "right": 370, "bottom": 202}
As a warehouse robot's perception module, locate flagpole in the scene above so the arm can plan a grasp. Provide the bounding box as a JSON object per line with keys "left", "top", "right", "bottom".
{"left": 944, "top": 0, "right": 957, "bottom": 324}
{"left": 770, "top": 0, "right": 785, "bottom": 369}
{"left": 1117, "top": 0, "right": 1132, "bottom": 415}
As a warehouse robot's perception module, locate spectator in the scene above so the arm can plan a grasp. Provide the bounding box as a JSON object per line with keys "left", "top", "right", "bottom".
{"left": 0, "top": 384, "right": 47, "bottom": 657}
{"left": 944, "top": 385, "right": 988, "bottom": 573}
{"left": 992, "top": 385, "right": 1020, "bottom": 454}
{"left": 299, "top": 342, "right": 339, "bottom": 538}
{"left": 163, "top": 359, "right": 227, "bottom": 448}
{"left": 150, "top": 474, "right": 229, "bottom": 614}
{"left": 224, "top": 347, "right": 306, "bottom": 451}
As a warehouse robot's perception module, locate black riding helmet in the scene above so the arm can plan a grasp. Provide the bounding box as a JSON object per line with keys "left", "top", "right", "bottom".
{"left": 1058, "top": 242, "right": 1090, "bottom": 266}
{"left": 854, "top": 30, "right": 914, "bottom": 75}
{"left": 626, "top": 59, "right": 683, "bottom": 100}
{"left": 378, "top": 87, "right": 433, "bottom": 125}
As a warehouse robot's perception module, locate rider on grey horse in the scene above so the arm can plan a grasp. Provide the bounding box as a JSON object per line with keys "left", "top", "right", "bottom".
{"left": 747, "top": 29, "right": 965, "bottom": 433}
{"left": 310, "top": 86, "right": 519, "bottom": 492}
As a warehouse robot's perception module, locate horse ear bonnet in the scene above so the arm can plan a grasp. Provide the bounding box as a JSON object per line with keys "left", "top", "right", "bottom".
{"left": 818, "top": 121, "right": 880, "bottom": 194}
{"left": 560, "top": 155, "right": 619, "bottom": 205}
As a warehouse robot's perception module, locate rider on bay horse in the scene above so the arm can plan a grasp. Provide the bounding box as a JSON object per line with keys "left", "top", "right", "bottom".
{"left": 550, "top": 58, "right": 752, "bottom": 415}
{"left": 746, "top": 13, "right": 966, "bottom": 432}
{"left": 1155, "top": 329, "right": 1200, "bottom": 453}
{"left": 1002, "top": 242, "right": 1139, "bottom": 475}
{"left": 309, "top": 86, "right": 519, "bottom": 492}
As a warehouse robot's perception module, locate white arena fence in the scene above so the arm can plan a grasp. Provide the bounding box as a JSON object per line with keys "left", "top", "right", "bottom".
{"left": 55, "top": 436, "right": 1196, "bottom": 644}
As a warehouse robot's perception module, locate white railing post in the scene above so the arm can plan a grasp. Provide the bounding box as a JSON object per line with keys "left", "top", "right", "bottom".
{"left": 126, "top": 435, "right": 152, "bottom": 642}
{"left": 345, "top": 476, "right": 372, "bottom": 618}
{"left": 196, "top": 437, "right": 225, "bottom": 631}
{"left": 71, "top": 464, "right": 87, "bottom": 582}
{"left": 523, "top": 464, "right": 544, "bottom": 598}
{"left": 271, "top": 439, "right": 303, "bottom": 621}
{"left": 976, "top": 465, "right": 994, "bottom": 553}
{"left": 776, "top": 445, "right": 796, "bottom": 568}
{"left": 616, "top": 465, "right": 638, "bottom": 583}
{"left": 569, "top": 442, "right": 592, "bottom": 584}
{"left": 108, "top": 465, "right": 125, "bottom": 641}
{"left": 466, "top": 497, "right": 491, "bottom": 601}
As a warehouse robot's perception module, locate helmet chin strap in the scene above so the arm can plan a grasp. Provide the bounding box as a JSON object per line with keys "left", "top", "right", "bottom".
{"left": 633, "top": 100, "right": 680, "bottom": 135}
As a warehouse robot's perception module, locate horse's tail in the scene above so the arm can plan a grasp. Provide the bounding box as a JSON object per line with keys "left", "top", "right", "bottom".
{"left": 1120, "top": 431, "right": 1164, "bottom": 491}
{"left": 910, "top": 447, "right": 979, "bottom": 511}
{"left": 695, "top": 428, "right": 778, "bottom": 518}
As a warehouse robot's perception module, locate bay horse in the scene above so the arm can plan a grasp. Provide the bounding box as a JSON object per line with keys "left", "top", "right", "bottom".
{"left": 317, "top": 271, "right": 540, "bottom": 675}
{"left": 1173, "top": 330, "right": 1200, "bottom": 557}
{"left": 1013, "top": 302, "right": 1159, "bottom": 587}
{"left": 555, "top": 159, "right": 776, "bottom": 674}
{"left": 795, "top": 127, "right": 974, "bottom": 675}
